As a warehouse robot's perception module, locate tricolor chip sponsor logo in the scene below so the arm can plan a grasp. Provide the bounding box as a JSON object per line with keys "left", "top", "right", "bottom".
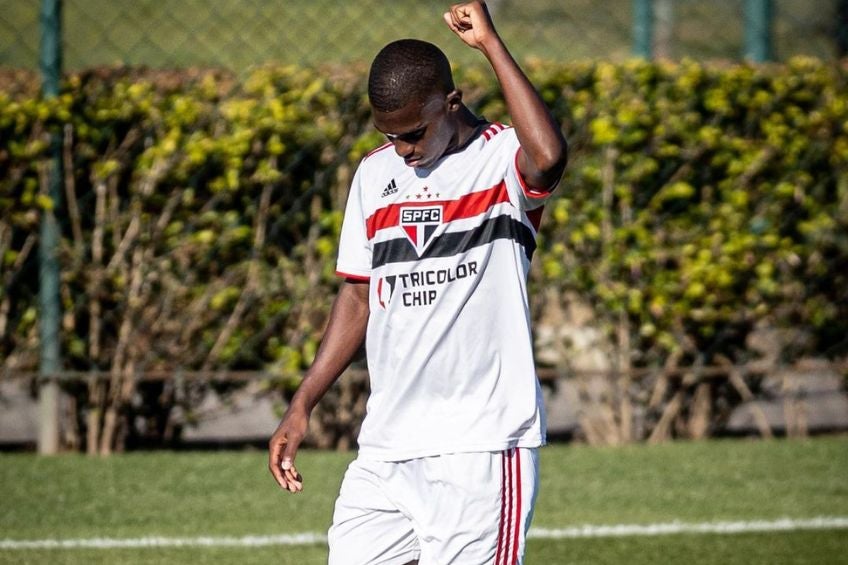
{"left": 375, "top": 262, "right": 478, "bottom": 309}
{"left": 399, "top": 205, "right": 442, "bottom": 256}
{"left": 376, "top": 275, "right": 397, "bottom": 309}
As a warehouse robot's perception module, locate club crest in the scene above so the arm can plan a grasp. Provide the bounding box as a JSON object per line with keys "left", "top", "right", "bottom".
{"left": 399, "top": 205, "right": 443, "bottom": 256}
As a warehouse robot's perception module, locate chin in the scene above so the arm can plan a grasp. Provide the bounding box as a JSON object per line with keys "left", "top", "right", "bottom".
{"left": 413, "top": 154, "right": 440, "bottom": 169}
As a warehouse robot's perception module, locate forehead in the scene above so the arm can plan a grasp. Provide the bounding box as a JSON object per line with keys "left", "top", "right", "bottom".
{"left": 373, "top": 94, "right": 445, "bottom": 135}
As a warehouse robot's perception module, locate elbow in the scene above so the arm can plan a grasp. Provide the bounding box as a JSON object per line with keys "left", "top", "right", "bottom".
{"left": 534, "top": 136, "right": 568, "bottom": 179}
{"left": 518, "top": 134, "right": 569, "bottom": 190}
{"left": 551, "top": 137, "right": 569, "bottom": 174}
{"left": 553, "top": 133, "right": 569, "bottom": 170}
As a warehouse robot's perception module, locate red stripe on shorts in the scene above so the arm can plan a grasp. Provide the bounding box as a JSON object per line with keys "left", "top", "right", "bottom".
{"left": 495, "top": 450, "right": 507, "bottom": 564}
{"left": 497, "top": 448, "right": 525, "bottom": 565}
{"left": 505, "top": 449, "right": 515, "bottom": 562}
{"left": 511, "top": 449, "right": 523, "bottom": 564}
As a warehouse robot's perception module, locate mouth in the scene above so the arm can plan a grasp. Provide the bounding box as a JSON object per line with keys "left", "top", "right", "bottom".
{"left": 406, "top": 155, "right": 432, "bottom": 168}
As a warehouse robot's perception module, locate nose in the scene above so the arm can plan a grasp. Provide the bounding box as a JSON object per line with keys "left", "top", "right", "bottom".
{"left": 392, "top": 139, "right": 415, "bottom": 159}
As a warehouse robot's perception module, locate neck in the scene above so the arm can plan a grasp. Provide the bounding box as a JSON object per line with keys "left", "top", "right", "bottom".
{"left": 446, "top": 106, "right": 486, "bottom": 155}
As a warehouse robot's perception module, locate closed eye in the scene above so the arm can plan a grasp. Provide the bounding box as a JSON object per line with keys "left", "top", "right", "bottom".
{"left": 386, "top": 127, "right": 426, "bottom": 144}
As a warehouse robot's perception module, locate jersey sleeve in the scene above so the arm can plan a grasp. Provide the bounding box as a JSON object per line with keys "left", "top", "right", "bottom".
{"left": 502, "top": 128, "right": 560, "bottom": 211}
{"left": 335, "top": 164, "right": 372, "bottom": 280}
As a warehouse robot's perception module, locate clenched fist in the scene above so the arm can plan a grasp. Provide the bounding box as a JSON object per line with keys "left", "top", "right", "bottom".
{"left": 443, "top": 1, "right": 500, "bottom": 52}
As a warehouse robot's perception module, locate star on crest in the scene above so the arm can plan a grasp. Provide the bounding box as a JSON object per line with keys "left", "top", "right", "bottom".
{"left": 411, "top": 186, "right": 440, "bottom": 200}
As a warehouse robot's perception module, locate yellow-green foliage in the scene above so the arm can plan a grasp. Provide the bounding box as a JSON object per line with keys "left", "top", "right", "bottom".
{"left": 1, "top": 58, "right": 846, "bottom": 378}
{"left": 523, "top": 57, "right": 847, "bottom": 364}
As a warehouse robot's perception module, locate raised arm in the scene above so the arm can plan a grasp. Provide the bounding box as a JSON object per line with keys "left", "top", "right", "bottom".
{"left": 444, "top": 1, "right": 567, "bottom": 190}
{"left": 268, "top": 280, "right": 370, "bottom": 492}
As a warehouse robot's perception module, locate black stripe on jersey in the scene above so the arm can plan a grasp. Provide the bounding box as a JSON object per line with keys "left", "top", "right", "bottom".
{"left": 372, "top": 215, "right": 537, "bottom": 269}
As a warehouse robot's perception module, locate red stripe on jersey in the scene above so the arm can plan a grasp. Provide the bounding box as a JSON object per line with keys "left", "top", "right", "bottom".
{"left": 527, "top": 207, "right": 544, "bottom": 232}
{"left": 365, "top": 181, "right": 511, "bottom": 240}
{"left": 365, "top": 142, "right": 392, "bottom": 159}
{"left": 514, "top": 148, "right": 555, "bottom": 200}
{"left": 335, "top": 271, "right": 370, "bottom": 281}
{"left": 482, "top": 122, "right": 507, "bottom": 143}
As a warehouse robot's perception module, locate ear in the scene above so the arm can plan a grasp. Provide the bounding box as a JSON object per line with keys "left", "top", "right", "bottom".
{"left": 446, "top": 89, "right": 463, "bottom": 112}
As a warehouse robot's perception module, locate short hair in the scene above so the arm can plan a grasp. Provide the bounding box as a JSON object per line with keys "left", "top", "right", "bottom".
{"left": 368, "top": 39, "right": 455, "bottom": 113}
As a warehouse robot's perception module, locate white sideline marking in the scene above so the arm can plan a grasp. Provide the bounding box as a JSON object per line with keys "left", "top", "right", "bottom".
{"left": 1, "top": 517, "right": 847, "bottom": 550}
{"left": 0, "top": 533, "right": 327, "bottom": 550}
{"left": 529, "top": 516, "right": 848, "bottom": 539}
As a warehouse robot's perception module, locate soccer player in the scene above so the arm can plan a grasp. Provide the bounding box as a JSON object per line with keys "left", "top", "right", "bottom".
{"left": 268, "top": 1, "right": 567, "bottom": 563}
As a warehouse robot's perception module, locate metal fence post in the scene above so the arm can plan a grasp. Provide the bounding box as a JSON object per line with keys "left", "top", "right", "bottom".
{"left": 632, "top": 0, "right": 653, "bottom": 59}
{"left": 38, "top": 0, "right": 63, "bottom": 455}
{"left": 744, "top": 0, "right": 773, "bottom": 62}
{"left": 838, "top": 0, "right": 848, "bottom": 58}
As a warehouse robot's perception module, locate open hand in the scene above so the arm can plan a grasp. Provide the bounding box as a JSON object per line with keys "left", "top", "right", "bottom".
{"left": 268, "top": 408, "right": 308, "bottom": 493}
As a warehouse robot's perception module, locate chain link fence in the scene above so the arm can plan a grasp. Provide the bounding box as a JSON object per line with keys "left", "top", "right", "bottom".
{"left": 1, "top": 0, "right": 846, "bottom": 72}
{"left": 2, "top": 1, "right": 847, "bottom": 452}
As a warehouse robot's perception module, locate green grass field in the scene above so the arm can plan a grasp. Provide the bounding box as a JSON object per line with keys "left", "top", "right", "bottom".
{"left": 1, "top": 437, "right": 847, "bottom": 564}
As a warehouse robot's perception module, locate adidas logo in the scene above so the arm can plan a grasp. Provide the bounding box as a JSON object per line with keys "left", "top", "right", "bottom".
{"left": 381, "top": 178, "right": 398, "bottom": 198}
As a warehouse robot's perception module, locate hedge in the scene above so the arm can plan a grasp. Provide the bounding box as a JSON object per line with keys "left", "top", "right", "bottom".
{"left": 0, "top": 58, "right": 846, "bottom": 449}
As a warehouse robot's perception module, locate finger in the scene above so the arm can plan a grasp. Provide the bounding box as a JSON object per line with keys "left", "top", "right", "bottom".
{"left": 281, "top": 460, "right": 303, "bottom": 492}
{"left": 454, "top": 6, "right": 473, "bottom": 30}
{"left": 283, "top": 465, "right": 304, "bottom": 493}
{"left": 268, "top": 436, "right": 288, "bottom": 490}
{"left": 444, "top": 10, "right": 462, "bottom": 34}
{"left": 269, "top": 435, "right": 302, "bottom": 492}
{"left": 281, "top": 435, "right": 302, "bottom": 470}
{"left": 281, "top": 436, "right": 304, "bottom": 492}
{"left": 282, "top": 466, "right": 302, "bottom": 482}
{"left": 443, "top": 11, "right": 455, "bottom": 31}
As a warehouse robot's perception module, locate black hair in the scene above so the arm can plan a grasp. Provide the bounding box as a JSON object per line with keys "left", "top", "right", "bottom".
{"left": 368, "top": 39, "right": 455, "bottom": 113}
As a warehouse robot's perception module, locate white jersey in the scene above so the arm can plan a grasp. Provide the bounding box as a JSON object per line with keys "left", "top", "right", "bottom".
{"left": 336, "top": 123, "right": 554, "bottom": 461}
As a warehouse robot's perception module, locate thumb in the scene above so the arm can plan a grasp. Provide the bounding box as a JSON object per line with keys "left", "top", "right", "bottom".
{"left": 443, "top": 11, "right": 455, "bottom": 31}
{"left": 281, "top": 435, "right": 301, "bottom": 469}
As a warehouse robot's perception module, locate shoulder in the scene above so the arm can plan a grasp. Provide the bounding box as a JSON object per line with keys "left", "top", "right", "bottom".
{"left": 349, "top": 143, "right": 402, "bottom": 210}
{"left": 364, "top": 141, "right": 393, "bottom": 161}
{"left": 357, "top": 141, "right": 403, "bottom": 179}
{"left": 480, "top": 122, "right": 512, "bottom": 143}
{"left": 475, "top": 123, "right": 519, "bottom": 160}
{"left": 447, "top": 122, "right": 515, "bottom": 165}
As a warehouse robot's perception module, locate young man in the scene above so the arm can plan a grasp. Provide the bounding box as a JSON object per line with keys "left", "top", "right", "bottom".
{"left": 268, "top": 2, "right": 567, "bottom": 563}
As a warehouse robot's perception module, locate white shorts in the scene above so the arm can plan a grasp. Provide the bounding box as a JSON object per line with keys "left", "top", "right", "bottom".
{"left": 328, "top": 447, "right": 539, "bottom": 565}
